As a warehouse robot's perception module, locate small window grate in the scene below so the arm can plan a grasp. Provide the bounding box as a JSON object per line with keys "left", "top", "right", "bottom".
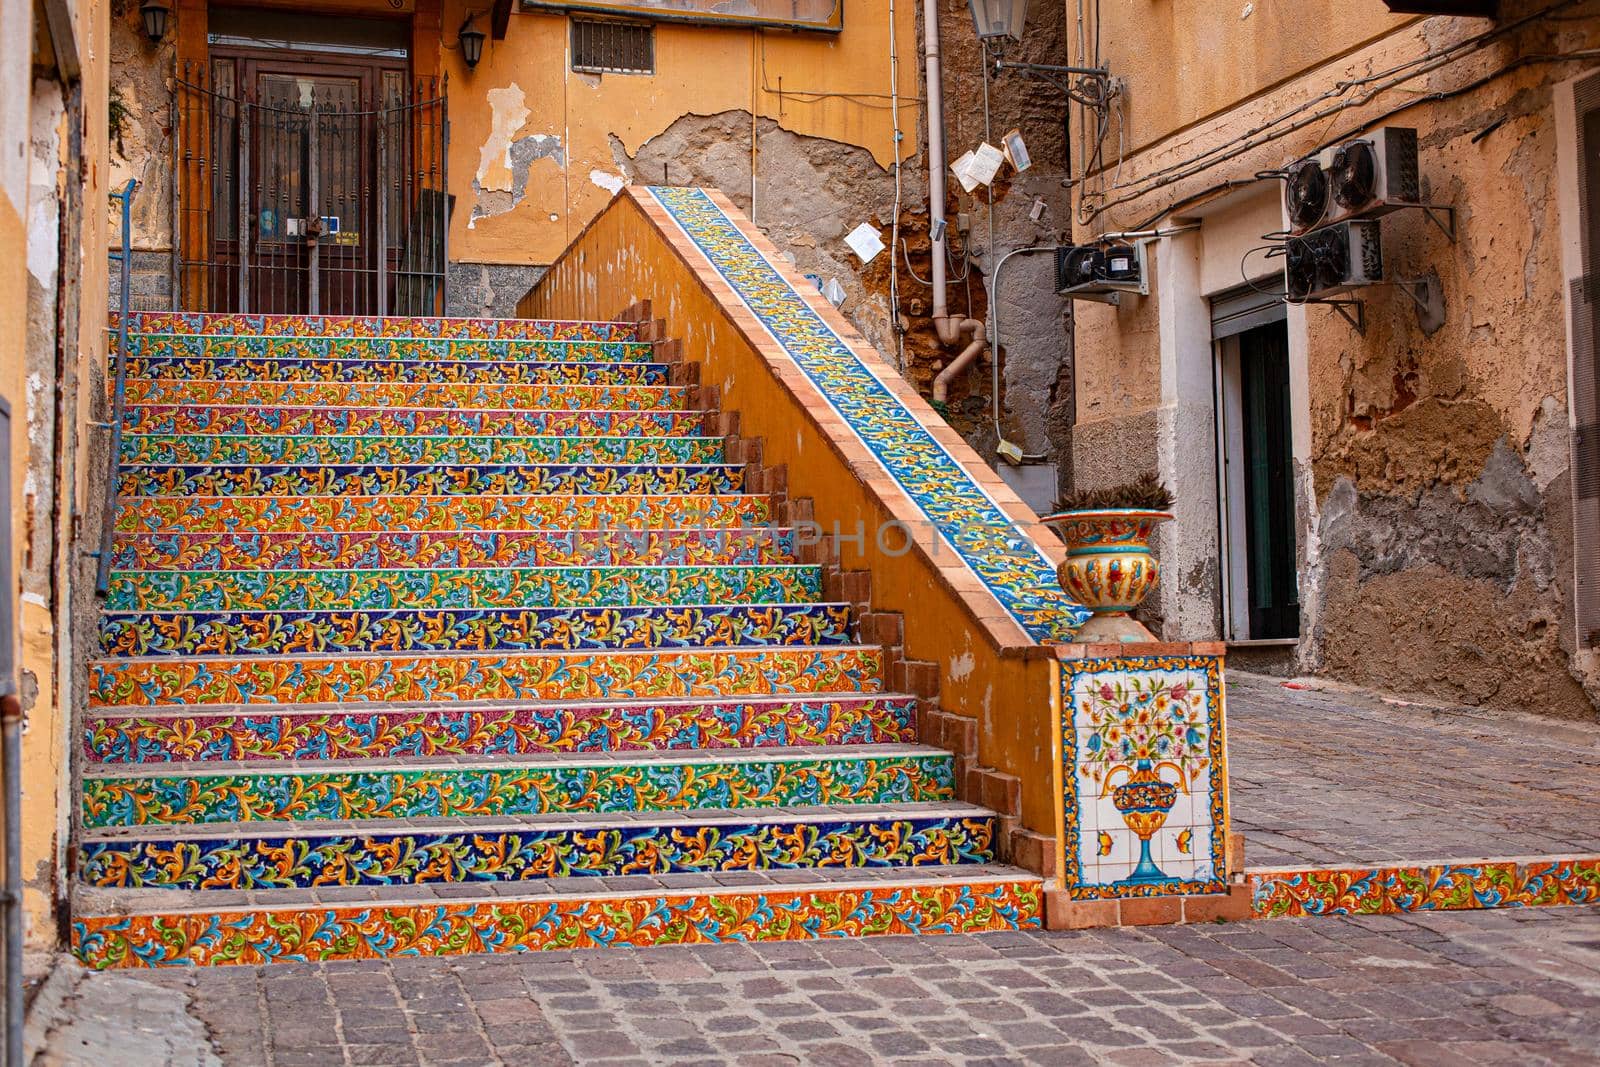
{"left": 571, "top": 19, "right": 654, "bottom": 75}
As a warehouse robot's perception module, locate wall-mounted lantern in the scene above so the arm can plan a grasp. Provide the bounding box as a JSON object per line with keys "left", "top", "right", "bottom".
{"left": 458, "top": 15, "right": 486, "bottom": 68}
{"left": 140, "top": 0, "right": 170, "bottom": 42}
{"left": 967, "top": 0, "right": 1026, "bottom": 47}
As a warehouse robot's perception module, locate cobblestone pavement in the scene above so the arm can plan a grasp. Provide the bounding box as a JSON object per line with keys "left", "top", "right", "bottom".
{"left": 1227, "top": 674, "right": 1600, "bottom": 867}
{"left": 31, "top": 907, "right": 1599, "bottom": 1066}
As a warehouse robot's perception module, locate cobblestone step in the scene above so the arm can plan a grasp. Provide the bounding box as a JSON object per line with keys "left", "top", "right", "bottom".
{"left": 98, "top": 602, "right": 853, "bottom": 657}
{"left": 117, "top": 462, "right": 746, "bottom": 498}
{"left": 83, "top": 694, "right": 920, "bottom": 764}
{"left": 110, "top": 528, "right": 795, "bottom": 571}
{"left": 124, "top": 378, "right": 693, "bottom": 412}
{"left": 69, "top": 864, "right": 1044, "bottom": 968}
{"left": 119, "top": 434, "right": 726, "bottom": 468}
{"left": 77, "top": 802, "right": 999, "bottom": 888}
{"left": 105, "top": 564, "right": 823, "bottom": 612}
{"left": 80, "top": 744, "right": 954, "bottom": 826}
{"left": 88, "top": 644, "right": 884, "bottom": 708}
{"left": 121, "top": 404, "right": 708, "bottom": 438}
{"left": 128, "top": 334, "right": 657, "bottom": 362}
{"left": 114, "top": 494, "right": 771, "bottom": 535}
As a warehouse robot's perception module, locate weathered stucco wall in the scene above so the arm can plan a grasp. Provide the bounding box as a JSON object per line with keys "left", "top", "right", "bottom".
{"left": 1068, "top": 1, "right": 1600, "bottom": 716}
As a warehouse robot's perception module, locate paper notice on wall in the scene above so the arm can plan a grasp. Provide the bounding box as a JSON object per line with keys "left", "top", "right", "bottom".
{"left": 967, "top": 142, "right": 1006, "bottom": 186}
{"left": 844, "top": 222, "right": 886, "bottom": 264}
{"left": 950, "top": 150, "right": 980, "bottom": 193}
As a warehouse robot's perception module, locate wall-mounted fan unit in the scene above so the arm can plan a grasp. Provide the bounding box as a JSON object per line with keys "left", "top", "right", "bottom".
{"left": 1321, "top": 127, "right": 1421, "bottom": 227}
{"left": 1054, "top": 242, "right": 1148, "bottom": 303}
{"left": 1284, "top": 220, "right": 1383, "bottom": 303}
{"left": 1284, "top": 156, "right": 1330, "bottom": 236}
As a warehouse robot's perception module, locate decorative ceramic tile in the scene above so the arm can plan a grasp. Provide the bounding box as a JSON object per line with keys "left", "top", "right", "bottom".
{"left": 122, "top": 404, "right": 705, "bottom": 439}
{"left": 84, "top": 695, "right": 919, "bottom": 764}
{"left": 123, "top": 312, "right": 639, "bottom": 341}
{"left": 99, "top": 602, "right": 852, "bottom": 657}
{"left": 121, "top": 434, "right": 726, "bottom": 468}
{"left": 72, "top": 877, "right": 1041, "bottom": 968}
{"left": 79, "top": 812, "right": 995, "bottom": 888}
{"left": 125, "top": 378, "right": 689, "bottom": 412}
{"left": 106, "top": 564, "right": 822, "bottom": 612}
{"left": 1251, "top": 856, "right": 1600, "bottom": 917}
{"left": 646, "top": 187, "right": 1089, "bottom": 644}
{"left": 116, "top": 494, "right": 770, "bottom": 536}
{"left": 111, "top": 528, "right": 792, "bottom": 572}
{"left": 118, "top": 462, "right": 744, "bottom": 499}
{"left": 127, "top": 355, "right": 668, "bottom": 385}
{"left": 1058, "top": 654, "right": 1228, "bottom": 900}
{"left": 130, "top": 334, "right": 655, "bottom": 362}
{"left": 89, "top": 645, "right": 883, "bottom": 708}
{"left": 83, "top": 751, "right": 953, "bottom": 826}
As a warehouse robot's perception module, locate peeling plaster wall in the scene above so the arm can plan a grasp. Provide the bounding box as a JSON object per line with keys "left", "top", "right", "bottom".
{"left": 1070, "top": 1, "right": 1600, "bottom": 717}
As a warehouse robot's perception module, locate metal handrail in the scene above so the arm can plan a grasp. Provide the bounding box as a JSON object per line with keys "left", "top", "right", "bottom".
{"left": 97, "top": 179, "right": 139, "bottom": 597}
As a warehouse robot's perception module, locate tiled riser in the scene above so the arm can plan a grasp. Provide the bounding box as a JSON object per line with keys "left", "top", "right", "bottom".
{"left": 81, "top": 814, "right": 995, "bottom": 888}
{"left": 99, "top": 603, "right": 853, "bottom": 657}
{"left": 1252, "top": 858, "right": 1600, "bottom": 917}
{"left": 126, "top": 380, "right": 691, "bottom": 411}
{"left": 84, "top": 696, "right": 920, "bottom": 764}
{"left": 116, "top": 496, "right": 770, "bottom": 535}
{"left": 131, "top": 336, "right": 655, "bottom": 362}
{"left": 72, "top": 879, "right": 1042, "bottom": 969}
{"left": 120, "top": 436, "right": 726, "bottom": 467}
{"left": 123, "top": 313, "right": 640, "bottom": 340}
{"left": 118, "top": 464, "right": 745, "bottom": 498}
{"left": 89, "top": 646, "right": 883, "bottom": 708}
{"left": 127, "top": 358, "right": 668, "bottom": 384}
{"left": 123, "top": 407, "right": 707, "bottom": 438}
{"left": 106, "top": 565, "right": 822, "bottom": 611}
{"left": 112, "top": 529, "right": 794, "bottom": 571}
{"left": 82, "top": 753, "right": 954, "bottom": 826}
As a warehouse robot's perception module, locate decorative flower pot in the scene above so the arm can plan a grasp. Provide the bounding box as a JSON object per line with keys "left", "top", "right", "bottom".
{"left": 1040, "top": 509, "right": 1173, "bottom": 619}
{"left": 1108, "top": 761, "right": 1180, "bottom": 884}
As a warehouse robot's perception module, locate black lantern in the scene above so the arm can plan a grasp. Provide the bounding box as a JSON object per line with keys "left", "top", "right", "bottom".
{"left": 458, "top": 15, "right": 486, "bottom": 69}
{"left": 967, "top": 0, "right": 1026, "bottom": 46}
{"left": 140, "top": 0, "right": 170, "bottom": 42}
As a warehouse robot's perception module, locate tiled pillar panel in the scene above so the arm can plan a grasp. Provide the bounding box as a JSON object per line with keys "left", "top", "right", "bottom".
{"left": 1053, "top": 642, "right": 1232, "bottom": 902}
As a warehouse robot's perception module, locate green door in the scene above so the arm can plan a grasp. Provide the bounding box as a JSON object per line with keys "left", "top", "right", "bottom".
{"left": 1238, "top": 322, "right": 1300, "bottom": 639}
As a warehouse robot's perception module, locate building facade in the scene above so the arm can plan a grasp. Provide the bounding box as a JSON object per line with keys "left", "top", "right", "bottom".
{"left": 1064, "top": 0, "right": 1600, "bottom": 715}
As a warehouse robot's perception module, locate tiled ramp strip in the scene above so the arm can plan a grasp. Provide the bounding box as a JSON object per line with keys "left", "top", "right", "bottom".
{"left": 71, "top": 868, "right": 1042, "bottom": 968}
{"left": 1250, "top": 856, "right": 1600, "bottom": 917}
{"left": 646, "top": 186, "right": 1089, "bottom": 644}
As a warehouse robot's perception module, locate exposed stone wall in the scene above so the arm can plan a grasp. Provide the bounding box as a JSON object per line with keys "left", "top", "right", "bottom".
{"left": 446, "top": 262, "right": 546, "bottom": 319}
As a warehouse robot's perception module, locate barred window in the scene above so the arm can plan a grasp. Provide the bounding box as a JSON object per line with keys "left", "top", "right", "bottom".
{"left": 571, "top": 19, "right": 654, "bottom": 75}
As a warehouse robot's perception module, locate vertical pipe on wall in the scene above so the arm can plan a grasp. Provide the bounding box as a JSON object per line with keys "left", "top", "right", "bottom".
{"left": 922, "top": 0, "right": 948, "bottom": 327}
{"left": 0, "top": 397, "right": 18, "bottom": 1067}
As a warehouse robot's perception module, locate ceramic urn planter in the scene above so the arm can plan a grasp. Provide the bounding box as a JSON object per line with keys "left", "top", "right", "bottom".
{"left": 1041, "top": 509, "right": 1174, "bottom": 633}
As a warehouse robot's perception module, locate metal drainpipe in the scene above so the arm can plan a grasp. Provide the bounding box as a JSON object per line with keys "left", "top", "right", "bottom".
{"left": 0, "top": 396, "right": 19, "bottom": 1067}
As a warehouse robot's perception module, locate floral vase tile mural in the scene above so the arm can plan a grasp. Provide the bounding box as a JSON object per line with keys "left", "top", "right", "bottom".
{"left": 1058, "top": 653, "right": 1229, "bottom": 899}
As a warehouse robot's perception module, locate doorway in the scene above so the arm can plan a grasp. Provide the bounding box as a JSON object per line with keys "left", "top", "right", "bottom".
{"left": 1214, "top": 289, "right": 1301, "bottom": 642}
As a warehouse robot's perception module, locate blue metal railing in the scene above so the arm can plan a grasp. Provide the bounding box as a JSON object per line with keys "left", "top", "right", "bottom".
{"left": 97, "top": 178, "right": 139, "bottom": 597}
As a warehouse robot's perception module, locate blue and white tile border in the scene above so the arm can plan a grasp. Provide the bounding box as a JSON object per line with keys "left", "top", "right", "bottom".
{"left": 647, "top": 186, "right": 1090, "bottom": 644}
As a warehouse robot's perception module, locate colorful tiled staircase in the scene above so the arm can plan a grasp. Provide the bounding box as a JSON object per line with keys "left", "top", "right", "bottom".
{"left": 72, "top": 312, "right": 1042, "bottom": 968}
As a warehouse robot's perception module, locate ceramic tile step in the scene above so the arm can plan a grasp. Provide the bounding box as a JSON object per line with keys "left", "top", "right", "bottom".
{"left": 123, "top": 379, "right": 692, "bottom": 412}
{"left": 76, "top": 802, "right": 998, "bottom": 888}
{"left": 111, "top": 528, "right": 795, "bottom": 572}
{"left": 119, "top": 434, "right": 726, "bottom": 468}
{"left": 123, "top": 312, "right": 640, "bottom": 341}
{"left": 98, "top": 602, "right": 854, "bottom": 657}
{"left": 117, "top": 462, "right": 746, "bottom": 499}
{"left": 129, "top": 334, "right": 657, "bottom": 363}
{"left": 122, "top": 404, "right": 708, "bottom": 439}
{"left": 80, "top": 744, "right": 955, "bottom": 826}
{"left": 69, "top": 864, "right": 1044, "bottom": 968}
{"left": 125, "top": 356, "right": 671, "bottom": 386}
{"left": 105, "top": 564, "right": 822, "bottom": 612}
{"left": 88, "top": 644, "right": 884, "bottom": 708}
{"left": 84, "top": 693, "right": 920, "bottom": 765}
{"left": 115, "top": 494, "right": 771, "bottom": 535}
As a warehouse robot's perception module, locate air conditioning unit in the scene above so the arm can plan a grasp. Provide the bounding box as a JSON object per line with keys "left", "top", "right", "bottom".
{"left": 1054, "top": 242, "right": 1147, "bottom": 300}
{"left": 1284, "top": 220, "right": 1383, "bottom": 302}
{"left": 1282, "top": 127, "right": 1420, "bottom": 236}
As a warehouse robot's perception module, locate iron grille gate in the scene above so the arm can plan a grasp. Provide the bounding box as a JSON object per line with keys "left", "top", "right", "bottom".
{"left": 175, "top": 62, "right": 450, "bottom": 317}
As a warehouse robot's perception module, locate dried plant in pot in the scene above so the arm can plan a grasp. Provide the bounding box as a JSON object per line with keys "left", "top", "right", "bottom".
{"left": 1041, "top": 474, "right": 1175, "bottom": 642}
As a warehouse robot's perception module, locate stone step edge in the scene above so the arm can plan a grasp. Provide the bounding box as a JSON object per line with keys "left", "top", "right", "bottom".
{"left": 120, "top": 324, "right": 643, "bottom": 339}
{"left": 109, "top": 525, "right": 795, "bottom": 542}
{"left": 118, "top": 461, "right": 746, "bottom": 473}
{"left": 99, "top": 599, "right": 844, "bottom": 617}
{"left": 69, "top": 868, "right": 1043, "bottom": 968}
{"left": 122, "top": 403, "right": 711, "bottom": 418}
{"left": 82, "top": 742, "right": 948, "bottom": 780}
{"left": 106, "top": 564, "right": 818, "bottom": 582}
{"left": 83, "top": 690, "right": 919, "bottom": 721}
{"left": 80, "top": 801, "right": 994, "bottom": 842}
